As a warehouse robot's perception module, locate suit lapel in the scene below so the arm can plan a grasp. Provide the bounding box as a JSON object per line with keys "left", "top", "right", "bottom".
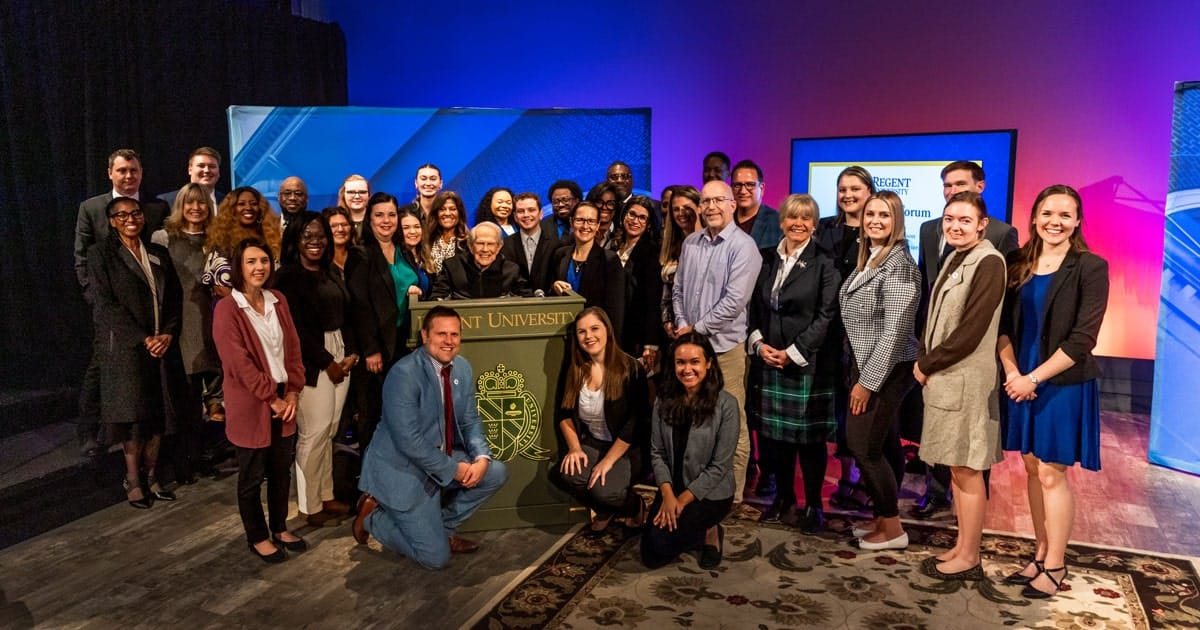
{"left": 779, "top": 242, "right": 818, "bottom": 292}
{"left": 1042, "top": 251, "right": 1077, "bottom": 322}
{"left": 118, "top": 245, "right": 150, "bottom": 289}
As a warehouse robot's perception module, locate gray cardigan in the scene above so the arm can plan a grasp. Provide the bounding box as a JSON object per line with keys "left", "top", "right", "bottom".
{"left": 650, "top": 391, "right": 739, "bottom": 501}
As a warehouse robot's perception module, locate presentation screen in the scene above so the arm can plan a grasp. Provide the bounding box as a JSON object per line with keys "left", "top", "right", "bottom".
{"left": 789, "top": 130, "right": 1017, "bottom": 261}
{"left": 227, "top": 106, "right": 652, "bottom": 219}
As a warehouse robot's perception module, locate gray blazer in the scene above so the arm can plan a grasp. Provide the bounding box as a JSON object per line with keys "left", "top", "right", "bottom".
{"left": 650, "top": 390, "right": 739, "bottom": 501}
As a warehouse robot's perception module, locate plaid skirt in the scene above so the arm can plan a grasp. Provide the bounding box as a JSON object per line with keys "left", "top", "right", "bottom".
{"left": 747, "top": 361, "right": 835, "bottom": 445}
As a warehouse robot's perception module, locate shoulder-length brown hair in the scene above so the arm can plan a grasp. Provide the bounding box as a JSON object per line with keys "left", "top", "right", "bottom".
{"left": 1007, "top": 184, "right": 1090, "bottom": 288}
{"left": 560, "top": 307, "right": 634, "bottom": 408}
{"left": 855, "top": 190, "right": 906, "bottom": 271}
{"left": 659, "top": 185, "right": 700, "bottom": 266}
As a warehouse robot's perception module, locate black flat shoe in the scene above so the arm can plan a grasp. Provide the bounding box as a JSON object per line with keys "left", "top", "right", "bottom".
{"left": 1004, "top": 559, "right": 1044, "bottom": 585}
{"left": 271, "top": 534, "right": 308, "bottom": 553}
{"left": 248, "top": 541, "right": 287, "bottom": 563}
{"left": 1022, "top": 566, "right": 1067, "bottom": 599}
{"left": 699, "top": 525, "right": 724, "bottom": 569}
{"left": 123, "top": 478, "right": 152, "bottom": 509}
{"left": 798, "top": 506, "right": 826, "bottom": 535}
{"left": 921, "top": 556, "right": 986, "bottom": 581}
{"left": 910, "top": 494, "right": 951, "bottom": 519}
{"left": 759, "top": 500, "right": 789, "bottom": 524}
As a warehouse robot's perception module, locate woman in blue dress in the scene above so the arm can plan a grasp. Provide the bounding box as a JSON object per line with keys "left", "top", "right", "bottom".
{"left": 997, "top": 184, "right": 1109, "bottom": 599}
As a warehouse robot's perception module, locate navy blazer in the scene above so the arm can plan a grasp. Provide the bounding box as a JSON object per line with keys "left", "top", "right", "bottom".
{"left": 747, "top": 241, "right": 840, "bottom": 375}
{"left": 999, "top": 249, "right": 1109, "bottom": 385}
{"left": 360, "top": 349, "right": 494, "bottom": 511}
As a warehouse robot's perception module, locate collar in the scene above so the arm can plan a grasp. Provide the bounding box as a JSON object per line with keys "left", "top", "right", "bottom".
{"left": 112, "top": 190, "right": 140, "bottom": 201}
{"left": 231, "top": 288, "right": 278, "bottom": 310}
{"left": 425, "top": 348, "right": 454, "bottom": 374}
{"left": 702, "top": 220, "right": 740, "bottom": 244}
{"left": 776, "top": 237, "right": 811, "bottom": 261}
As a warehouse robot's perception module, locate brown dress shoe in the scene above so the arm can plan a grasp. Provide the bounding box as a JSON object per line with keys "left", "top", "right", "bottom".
{"left": 323, "top": 499, "right": 351, "bottom": 516}
{"left": 448, "top": 535, "right": 480, "bottom": 554}
{"left": 206, "top": 401, "right": 226, "bottom": 422}
{"left": 353, "top": 494, "right": 377, "bottom": 544}
{"left": 305, "top": 510, "right": 336, "bottom": 528}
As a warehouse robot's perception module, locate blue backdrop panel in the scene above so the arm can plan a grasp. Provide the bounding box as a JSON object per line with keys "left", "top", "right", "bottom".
{"left": 1150, "top": 81, "right": 1200, "bottom": 475}
{"left": 227, "top": 106, "right": 652, "bottom": 217}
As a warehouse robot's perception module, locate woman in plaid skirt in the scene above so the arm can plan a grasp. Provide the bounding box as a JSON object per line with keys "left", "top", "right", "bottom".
{"left": 747, "top": 194, "right": 840, "bottom": 533}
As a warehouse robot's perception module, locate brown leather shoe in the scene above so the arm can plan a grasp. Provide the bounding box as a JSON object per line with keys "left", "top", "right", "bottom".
{"left": 206, "top": 401, "right": 226, "bottom": 422}
{"left": 305, "top": 510, "right": 337, "bottom": 528}
{"left": 323, "top": 499, "right": 351, "bottom": 516}
{"left": 448, "top": 535, "right": 480, "bottom": 554}
{"left": 352, "top": 494, "right": 377, "bottom": 544}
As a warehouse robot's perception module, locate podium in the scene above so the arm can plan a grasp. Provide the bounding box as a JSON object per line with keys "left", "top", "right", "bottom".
{"left": 407, "top": 294, "right": 589, "bottom": 531}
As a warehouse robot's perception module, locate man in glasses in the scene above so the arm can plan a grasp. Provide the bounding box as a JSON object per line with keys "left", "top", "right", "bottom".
{"left": 159, "top": 146, "right": 224, "bottom": 213}
{"left": 608, "top": 160, "right": 661, "bottom": 234}
{"left": 672, "top": 180, "right": 763, "bottom": 518}
{"left": 74, "top": 149, "right": 169, "bottom": 457}
{"left": 542, "top": 180, "right": 581, "bottom": 240}
{"left": 731, "top": 159, "right": 783, "bottom": 249}
{"left": 277, "top": 176, "right": 309, "bottom": 230}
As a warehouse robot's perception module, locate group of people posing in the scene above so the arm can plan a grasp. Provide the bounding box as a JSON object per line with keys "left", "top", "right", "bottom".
{"left": 76, "top": 148, "right": 1107, "bottom": 598}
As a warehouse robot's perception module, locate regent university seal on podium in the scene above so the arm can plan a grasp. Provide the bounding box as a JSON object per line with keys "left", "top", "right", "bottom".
{"left": 477, "top": 363, "right": 549, "bottom": 462}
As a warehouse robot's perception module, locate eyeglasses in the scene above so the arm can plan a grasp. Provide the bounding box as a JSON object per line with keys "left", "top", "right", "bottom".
{"left": 626, "top": 213, "right": 650, "bottom": 224}
{"left": 731, "top": 182, "right": 760, "bottom": 191}
{"left": 608, "top": 172, "right": 632, "bottom": 182}
{"left": 595, "top": 200, "right": 617, "bottom": 209}
{"left": 109, "top": 210, "right": 144, "bottom": 221}
{"left": 279, "top": 190, "right": 306, "bottom": 198}
{"left": 345, "top": 190, "right": 368, "bottom": 197}
{"left": 573, "top": 218, "right": 599, "bottom": 226}
{"left": 552, "top": 197, "right": 577, "bottom": 206}
{"left": 699, "top": 197, "right": 732, "bottom": 207}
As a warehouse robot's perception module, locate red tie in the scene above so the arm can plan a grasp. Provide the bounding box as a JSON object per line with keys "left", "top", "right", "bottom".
{"left": 441, "top": 364, "right": 455, "bottom": 454}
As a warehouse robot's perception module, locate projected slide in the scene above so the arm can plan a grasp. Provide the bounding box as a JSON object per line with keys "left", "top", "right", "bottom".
{"left": 226, "top": 106, "right": 652, "bottom": 218}
{"left": 1150, "top": 81, "right": 1200, "bottom": 475}
{"left": 791, "top": 131, "right": 1016, "bottom": 260}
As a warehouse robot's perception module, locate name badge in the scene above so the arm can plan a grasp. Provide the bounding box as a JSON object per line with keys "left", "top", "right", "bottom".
{"left": 148, "top": 254, "right": 161, "bottom": 265}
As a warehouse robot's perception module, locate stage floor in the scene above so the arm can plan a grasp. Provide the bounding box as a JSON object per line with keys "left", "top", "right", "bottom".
{"left": 0, "top": 411, "right": 1196, "bottom": 629}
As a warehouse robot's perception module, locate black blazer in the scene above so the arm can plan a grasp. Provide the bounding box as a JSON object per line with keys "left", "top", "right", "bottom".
{"left": 74, "top": 192, "right": 168, "bottom": 296}
{"left": 429, "top": 253, "right": 528, "bottom": 300}
{"left": 273, "top": 264, "right": 359, "bottom": 386}
{"left": 549, "top": 244, "right": 626, "bottom": 339}
{"left": 616, "top": 236, "right": 664, "bottom": 355}
{"left": 999, "top": 249, "right": 1109, "bottom": 386}
{"left": 346, "top": 239, "right": 407, "bottom": 364}
{"left": 554, "top": 360, "right": 651, "bottom": 478}
{"left": 501, "top": 227, "right": 559, "bottom": 294}
{"left": 747, "top": 242, "right": 840, "bottom": 375}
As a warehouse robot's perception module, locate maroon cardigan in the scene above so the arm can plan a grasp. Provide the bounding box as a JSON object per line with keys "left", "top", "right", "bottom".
{"left": 213, "top": 289, "right": 305, "bottom": 448}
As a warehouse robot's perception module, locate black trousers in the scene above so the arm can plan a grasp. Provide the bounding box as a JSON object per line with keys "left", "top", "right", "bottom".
{"left": 235, "top": 417, "right": 296, "bottom": 544}
{"left": 846, "top": 361, "right": 915, "bottom": 519}
{"left": 640, "top": 492, "right": 732, "bottom": 569}
{"left": 762, "top": 438, "right": 827, "bottom": 510}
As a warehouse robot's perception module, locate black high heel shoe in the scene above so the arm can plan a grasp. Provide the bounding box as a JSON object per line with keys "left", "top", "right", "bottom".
{"left": 123, "top": 478, "right": 152, "bottom": 509}
{"left": 1004, "top": 559, "right": 1044, "bottom": 585}
{"left": 699, "top": 524, "right": 724, "bottom": 569}
{"left": 1022, "top": 566, "right": 1067, "bottom": 599}
{"left": 147, "top": 475, "right": 176, "bottom": 502}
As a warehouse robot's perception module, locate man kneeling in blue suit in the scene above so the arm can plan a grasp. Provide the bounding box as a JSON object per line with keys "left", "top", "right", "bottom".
{"left": 352, "top": 305, "right": 508, "bottom": 569}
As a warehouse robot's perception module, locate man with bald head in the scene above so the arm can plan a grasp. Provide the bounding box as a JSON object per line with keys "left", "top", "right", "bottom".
{"left": 672, "top": 180, "right": 762, "bottom": 516}
{"left": 277, "top": 176, "right": 309, "bottom": 229}
{"left": 430, "top": 222, "right": 527, "bottom": 300}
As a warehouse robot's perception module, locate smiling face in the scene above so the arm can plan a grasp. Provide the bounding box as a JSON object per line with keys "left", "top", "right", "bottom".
{"left": 1034, "top": 193, "right": 1079, "bottom": 247}
{"left": 623, "top": 203, "right": 651, "bottom": 239}
{"left": 235, "top": 191, "right": 261, "bottom": 227}
{"left": 699, "top": 181, "right": 735, "bottom": 235}
{"left": 942, "top": 201, "right": 988, "bottom": 250}
{"left": 572, "top": 204, "right": 599, "bottom": 245}
{"left": 862, "top": 198, "right": 895, "bottom": 247}
{"left": 421, "top": 314, "right": 462, "bottom": 364}
{"left": 277, "top": 177, "right": 307, "bottom": 214}
{"left": 574, "top": 313, "right": 608, "bottom": 361}
{"left": 108, "top": 156, "right": 142, "bottom": 197}
{"left": 514, "top": 197, "right": 541, "bottom": 231}
{"left": 490, "top": 190, "right": 513, "bottom": 222}
{"left": 942, "top": 168, "right": 984, "bottom": 202}
{"left": 551, "top": 187, "right": 578, "bottom": 219}
{"left": 343, "top": 180, "right": 369, "bottom": 211}
{"left": 674, "top": 343, "right": 710, "bottom": 396}
{"left": 182, "top": 197, "right": 210, "bottom": 229}
{"left": 607, "top": 163, "right": 633, "bottom": 198}
{"left": 438, "top": 199, "right": 460, "bottom": 231}
{"left": 327, "top": 213, "right": 351, "bottom": 247}
{"left": 781, "top": 211, "right": 815, "bottom": 249}
{"left": 371, "top": 201, "right": 398, "bottom": 242}
{"left": 837, "top": 174, "right": 870, "bottom": 219}
{"left": 400, "top": 214, "right": 422, "bottom": 248}
{"left": 299, "top": 221, "right": 327, "bottom": 265}
{"left": 671, "top": 195, "right": 698, "bottom": 231}
{"left": 240, "top": 246, "right": 271, "bottom": 291}
{"left": 703, "top": 155, "right": 729, "bottom": 183}
{"left": 188, "top": 154, "right": 220, "bottom": 187}
{"left": 731, "top": 167, "right": 763, "bottom": 213}
{"left": 470, "top": 226, "right": 501, "bottom": 268}
{"left": 415, "top": 167, "right": 442, "bottom": 200}
{"left": 107, "top": 198, "right": 144, "bottom": 240}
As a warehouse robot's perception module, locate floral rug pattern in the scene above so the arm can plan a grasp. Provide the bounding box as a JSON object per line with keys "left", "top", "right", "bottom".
{"left": 474, "top": 515, "right": 1200, "bottom": 629}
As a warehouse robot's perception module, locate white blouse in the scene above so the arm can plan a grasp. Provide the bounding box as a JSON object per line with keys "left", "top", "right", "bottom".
{"left": 231, "top": 289, "right": 288, "bottom": 384}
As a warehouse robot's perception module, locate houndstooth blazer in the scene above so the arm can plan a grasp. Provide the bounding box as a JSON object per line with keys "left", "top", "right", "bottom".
{"left": 838, "top": 242, "right": 921, "bottom": 392}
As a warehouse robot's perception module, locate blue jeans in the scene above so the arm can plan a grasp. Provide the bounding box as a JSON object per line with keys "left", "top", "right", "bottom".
{"left": 366, "top": 450, "right": 507, "bottom": 569}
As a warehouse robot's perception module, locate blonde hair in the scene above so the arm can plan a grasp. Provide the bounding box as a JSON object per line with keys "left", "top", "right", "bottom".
{"left": 855, "top": 191, "right": 906, "bottom": 271}
{"left": 164, "top": 183, "right": 214, "bottom": 237}
{"left": 337, "top": 174, "right": 369, "bottom": 210}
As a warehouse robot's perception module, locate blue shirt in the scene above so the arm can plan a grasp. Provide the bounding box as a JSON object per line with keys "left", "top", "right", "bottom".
{"left": 672, "top": 221, "right": 762, "bottom": 353}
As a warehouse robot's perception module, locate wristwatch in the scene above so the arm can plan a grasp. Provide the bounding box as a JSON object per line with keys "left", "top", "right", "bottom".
{"left": 1028, "top": 374, "right": 1039, "bottom": 385}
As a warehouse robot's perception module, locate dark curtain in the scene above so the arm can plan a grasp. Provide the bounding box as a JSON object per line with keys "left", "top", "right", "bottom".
{"left": 0, "top": 1, "right": 347, "bottom": 389}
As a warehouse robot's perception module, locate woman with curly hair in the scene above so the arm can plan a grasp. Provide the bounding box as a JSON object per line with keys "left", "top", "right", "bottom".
{"left": 203, "top": 186, "right": 282, "bottom": 299}
{"left": 473, "top": 187, "right": 516, "bottom": 237}
{"left": 424, "top": 191, "right": 468, "bottom": 273}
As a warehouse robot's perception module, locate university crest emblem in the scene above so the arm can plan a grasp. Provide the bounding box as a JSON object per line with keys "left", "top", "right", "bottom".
{"left": 476, "top": 363, "right": 549, "bottom": 462}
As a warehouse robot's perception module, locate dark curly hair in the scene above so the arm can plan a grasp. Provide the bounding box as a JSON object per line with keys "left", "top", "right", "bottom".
{"left": 656, "top": 332, "right": 723, "bottom": 427}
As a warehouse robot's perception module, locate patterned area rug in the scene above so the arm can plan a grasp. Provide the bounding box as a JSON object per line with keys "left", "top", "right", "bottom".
{"left": 472, "top": 514, "right": 1200, "bottom": 629}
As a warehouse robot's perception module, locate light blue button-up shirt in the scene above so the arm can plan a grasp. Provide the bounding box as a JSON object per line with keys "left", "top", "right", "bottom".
{"left": 672, "top": 221, "right": 763, "bottom": 353}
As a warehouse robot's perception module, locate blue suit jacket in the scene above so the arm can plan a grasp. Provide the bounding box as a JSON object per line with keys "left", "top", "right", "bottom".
{"left": 360, "top": 348, "right": 493, "bottom": 511}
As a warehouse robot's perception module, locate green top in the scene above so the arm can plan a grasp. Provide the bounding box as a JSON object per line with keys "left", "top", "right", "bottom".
{"left": 388, "top": 253, "right": 419, "bottom": 326}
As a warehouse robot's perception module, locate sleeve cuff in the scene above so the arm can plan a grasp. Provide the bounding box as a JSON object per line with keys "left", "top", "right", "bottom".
{"left": 785, "top": 345, "right": 808, "bottom": 367}
{"left": 747, "top": 330, "right": 763, "bottom": 354}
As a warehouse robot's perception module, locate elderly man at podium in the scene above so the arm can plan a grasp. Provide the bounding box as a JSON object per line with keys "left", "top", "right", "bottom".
{"left": 352, "top": 305, "right": 508, "bottom": 569}
{"left": 430, "top": 221, "right": 528, "bottom": 300}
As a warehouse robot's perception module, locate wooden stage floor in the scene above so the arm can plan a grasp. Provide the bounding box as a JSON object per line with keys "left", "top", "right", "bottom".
{"left": 0, "top": 411, "right": 1195, "bottom": 629}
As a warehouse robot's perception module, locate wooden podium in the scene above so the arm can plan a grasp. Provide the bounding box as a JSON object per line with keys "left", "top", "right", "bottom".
{"left": 407, "top": 294, "right": 589, "bottom": 531}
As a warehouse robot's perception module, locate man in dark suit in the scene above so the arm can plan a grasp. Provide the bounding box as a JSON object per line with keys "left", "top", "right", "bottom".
{"left": 505, "top": 192, "right": 559, "bottom": 294}
{"left": 352, "top": 306, "right": 507, "bottom": 569}
{"left": 73, "top": 149, "right": 169, "bottom": 456}
{"left": 541, "top": 180, "right": 580, "bottom": 241}
{"left": 731, "top": 160, "right": 784, "bottom": 249}
{"left": 908, "top": 160, "right": 1019, "bottom": 519}
{"left": 158, "top": 146, "right": 224, "bottom": 212}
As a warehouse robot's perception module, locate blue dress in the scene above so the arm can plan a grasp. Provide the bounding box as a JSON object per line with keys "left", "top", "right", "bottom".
{"left": 1004, "top": 273, "right": 1101, "bottom": 470}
